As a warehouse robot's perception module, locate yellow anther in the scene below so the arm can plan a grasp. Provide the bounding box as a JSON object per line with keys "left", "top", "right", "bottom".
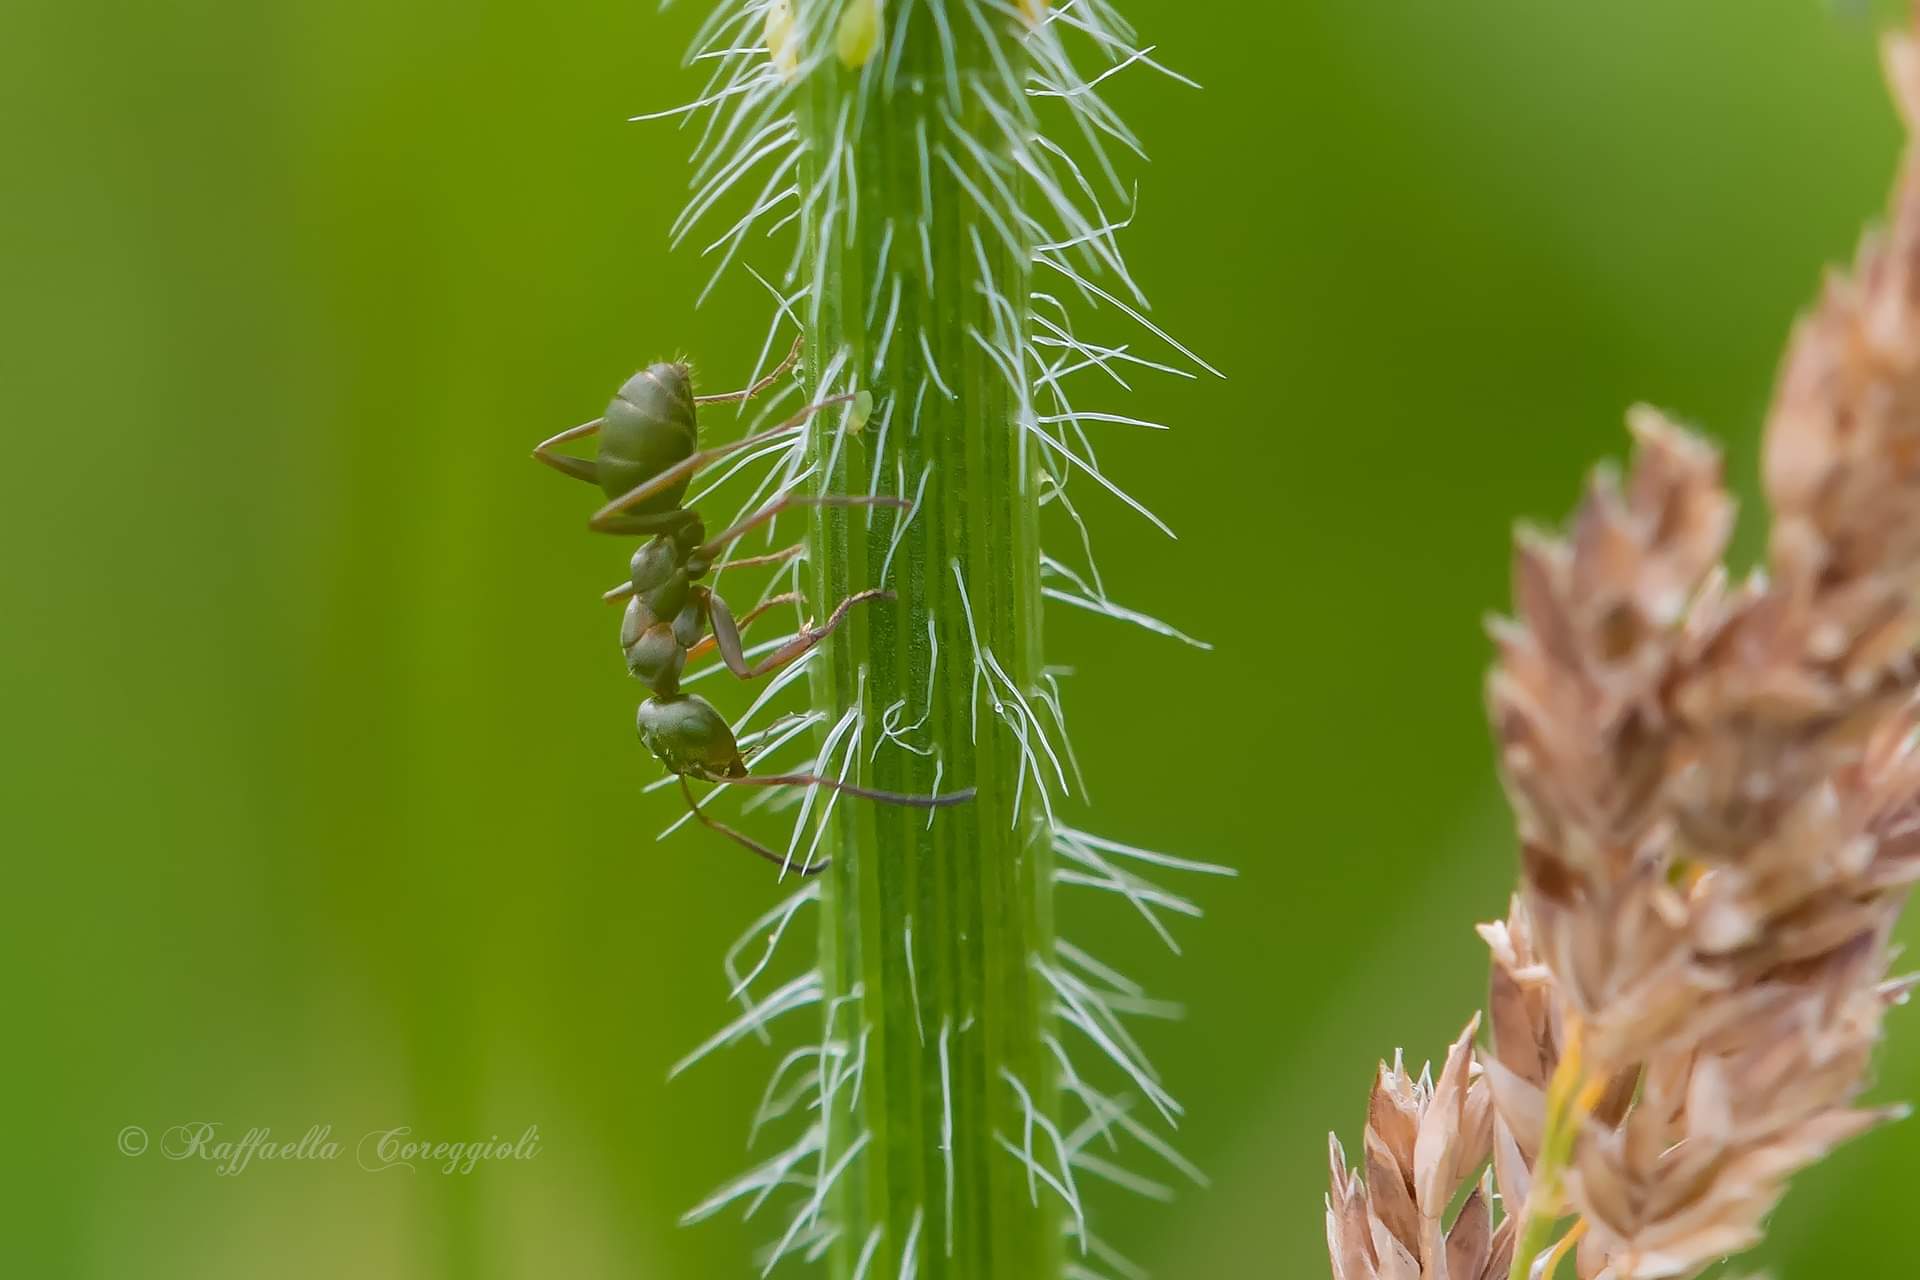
{"left": 836, "top": 0, "right": 882, "bottom": 69}
{"left": 765, "top": 0, "right": 799, "bottom": 81}
{"left": 1545, "top": 1017, "right": 1586, "bottom": 1115}
{"left": 1540, "top": 1219, "right": 1588, "bottom": 1278}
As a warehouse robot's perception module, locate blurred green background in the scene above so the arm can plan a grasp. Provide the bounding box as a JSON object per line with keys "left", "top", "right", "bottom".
{"left": 7, "top": 0, "right": 1918, "bottom": 1275}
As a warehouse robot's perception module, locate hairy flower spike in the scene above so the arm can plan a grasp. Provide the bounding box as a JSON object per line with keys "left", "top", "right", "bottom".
{"left": 1328, "top": 11, "right": 1920, "bottom": 1280}
{"left": 648, "top": 2, "right": 1223, "bottom": 1277}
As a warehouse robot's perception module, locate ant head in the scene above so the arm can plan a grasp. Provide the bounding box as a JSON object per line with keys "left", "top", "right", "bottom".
{"left": 637, "top": 694, "right": 743, "bottom": 779}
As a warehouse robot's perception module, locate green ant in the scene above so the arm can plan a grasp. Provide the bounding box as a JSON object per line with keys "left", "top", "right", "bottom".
{"left": 534, "top": 336, "right": 973, "bottom": 874}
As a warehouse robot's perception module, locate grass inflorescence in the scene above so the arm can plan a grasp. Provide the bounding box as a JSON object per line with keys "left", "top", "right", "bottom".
{"left": 1326, "top": 14, "right": 1920, "bottom": 1280}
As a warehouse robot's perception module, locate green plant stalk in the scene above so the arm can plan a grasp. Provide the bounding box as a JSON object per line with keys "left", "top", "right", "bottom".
{"left": 796, "top": 6, "right": 1061, "bottom": 1279}
{"left": 1507, "top": 1180, "right": 1563, "bottom": 1280}
{"left": 1507, "top": 1046, "right": 1590, "bottom": 1280}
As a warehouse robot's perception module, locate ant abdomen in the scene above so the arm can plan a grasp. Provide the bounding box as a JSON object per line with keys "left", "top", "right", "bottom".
{"left": 599, "top": 363, "right": 697, "bottom": 510}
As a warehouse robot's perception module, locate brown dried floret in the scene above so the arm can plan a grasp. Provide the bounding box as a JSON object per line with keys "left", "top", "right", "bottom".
{"left": 1327, "top": 1019, "right": 1511, "bottom": 1280}
{"left": 1564, "top": 975, "right": 1908, "bottom": 1279}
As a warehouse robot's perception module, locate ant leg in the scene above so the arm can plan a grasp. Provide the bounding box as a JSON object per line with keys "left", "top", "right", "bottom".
{"left": 590, "top": 509, "right": 701, "bottom": 539}
{"left": 692, "top": 333, "right": 804, "bottom": 406}
{"left": 712, "top": 771, "right": 977, "bottom": 810}
{"left": 686, "top": 590, "right": 804, "bottom": 658}
{"left": 532, "top": 418, "right": 604, "bottom": 484}
{"left": 679, "top": 776, "right": 829, "bottom": 876}
{"left": 698, "top": 494, "right": 909, "bottom": 561}
{"left": 706, "top": 588, "right": 891, "bottom": 680}
{"left": 710, "top": 544, "right": 805, "bottom": 575}
{"left": 588, "top": 393, "right": 858, "bottom": 530}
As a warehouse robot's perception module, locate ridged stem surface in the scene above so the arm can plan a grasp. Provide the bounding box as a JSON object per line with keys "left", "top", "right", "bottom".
{"left": 797, "top": 6, "right": 1060, "bottom": 1277}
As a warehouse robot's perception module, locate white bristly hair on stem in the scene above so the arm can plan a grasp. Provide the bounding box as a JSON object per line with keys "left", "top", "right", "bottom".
{"left": 647, "top": 2, "right": 1231, "bottom": 1276}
